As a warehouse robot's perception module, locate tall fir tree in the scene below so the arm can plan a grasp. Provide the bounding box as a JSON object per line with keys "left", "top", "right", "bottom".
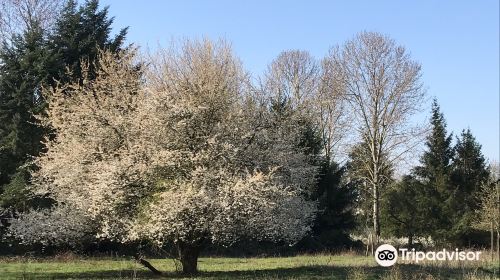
{"left": 452, "top": 129, "right": 490, "bottom": 207}
{"left": 309, "top": 161, "right": 357, "bottom": 250}
{"left": 413, "top": 99, "right": 455, "bottom": 244}
{"left": 0, "top": 22, "right": 56, "bottom": 210}
{"left": 0, "top": 0, "right": 127, "bottom": 220}
{"left": 448, "top": 129, "right": 490, "bottom": 245}
{"left": 381, "top": 175, "right": 426, "bottom": 246}
{"left": 268, "top": 90, "right": 357, "bottom": 250}
{"left": 414, "top": 99, "right": 454, "bottom": 193}
{"left": 48, "top": 0, "right": 128, "bottom": 85}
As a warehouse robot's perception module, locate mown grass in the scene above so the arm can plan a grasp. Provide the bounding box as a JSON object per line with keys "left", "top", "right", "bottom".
{"left": 0, "top": 254, "right": 497, "bottom": 279}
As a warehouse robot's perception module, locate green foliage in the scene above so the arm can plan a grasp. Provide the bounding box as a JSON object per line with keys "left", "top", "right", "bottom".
{"left": 475, "top": 167, "right": 500, "bottom": 244}
{"left": 402, "top": 100, "right": 490, "bottom": 246}
{"left": 451, "top": 129, "right": 490, "bottom": 209}
{"left": 0, "top": 167, "right": 30, "bottom": 210}
{"left": 0, "top": 1, "right": 127, "bottom": 250}
{"left": 48, "top": 0, "right": 128, "bottom": 85}
{"left": 414, "top": 99, "right": 454, "bottom": 192}
{"left": 309, "top": 161, "right": 357, "bottom": 249}
{"left": 0, "top": 22, "right": 54, "bottom": 209}
{"left": 0, "top": 0, "right": 127, "bottom": 204}
{"left": 381, "top": 175, "right": 426, "bottom": 246}
{"left": 347, "top": 141, "right": 393, "bottom": 236}
{"left": 268, "top": 90, "right": 357, "bottom": 250}
{"left": 447, "top": 129, "right": 490, "bottom": 245}
{"left": 410, "top": 99, "right": 455, "bottom": 244}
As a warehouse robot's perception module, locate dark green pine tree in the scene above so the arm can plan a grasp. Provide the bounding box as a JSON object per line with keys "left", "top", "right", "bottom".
{"left": 269, "top": 94, "right": 357, "bottom": 250}
{"left": 309, "top": 161, "right": 357, "bottom": 250}
{"left": 0, "top": 0, "right": 127, "bottom": 211}
{"left": 448, "top": 129, "right": 490, "bottom": 245}
{"left": 413, "top": 99, "right": 454, "bottom": 245}
{"left": 414, "top": 99, "right": 454, "bottom": 193}
{"left": 0, "top": 22, "right": 56, "bottom": 210}
{"left": 48, "top": 0, "right": 128, "bottom": 86}
{"left": 382, "top": 175, "right": 426, "bottom": 247}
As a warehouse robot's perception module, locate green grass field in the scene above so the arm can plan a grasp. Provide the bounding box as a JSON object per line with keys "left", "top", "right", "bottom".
{"left": 0, "top": 254, "right": 498, "bottom": 279}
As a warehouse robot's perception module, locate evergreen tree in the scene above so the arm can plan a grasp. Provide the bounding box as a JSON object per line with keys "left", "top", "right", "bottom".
{"left": 309, "top": 161, "right": 357, "bottom": 250}
{"left": 0, "top": 0, "right": 127, "bottom": 232}
{"left": 0, "top": 22, "right": 55, "bottom": 210}
{"left": 448, "top": 129, "right": 490, "bottom": 245}
{"left": 414, "top": 99, "right": 454, "bottom": 193}
{"left": 382, "top": 175, "right": 426, "bottom": 246}
{"left": 48, "top": 0, "right": 128, "bottom": 86}
{"left": 0, "top": 0, "right": 127, "bottom": 194}
{"left": 269, "top": 93, "right": 357, "bottom": 250}
{"left": 413, "top": 99, "right": 454, "bottom": 244}
{"left": 452, "top": 129, "right": 490, "bottom": 207}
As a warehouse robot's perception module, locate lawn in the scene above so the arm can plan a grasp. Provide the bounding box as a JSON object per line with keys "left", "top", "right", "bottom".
{"left": 0, "top": 254, "right": 498, "bottom": 279}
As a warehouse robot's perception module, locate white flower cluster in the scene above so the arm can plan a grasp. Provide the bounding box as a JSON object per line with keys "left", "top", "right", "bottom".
{"left": 10, "top": 40, "right": 318, "bottom": 248}
{"left": 9, "top": 203, "right": 94, "bottom": 246}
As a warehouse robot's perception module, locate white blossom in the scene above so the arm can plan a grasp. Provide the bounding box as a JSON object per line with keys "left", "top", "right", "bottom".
{"left": 10, "top": 40, "right": 318, "bottom": 250}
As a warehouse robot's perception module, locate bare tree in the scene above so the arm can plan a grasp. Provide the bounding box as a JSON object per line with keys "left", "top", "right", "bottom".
{"left": 262, "top": 50, "right": 318, "bottom": 111}
{"left": 328, "top": 32, "right": 426, "bottom": 252}
{"left": 316, "top": 56, "right": 349, "bottom": 161}
{"left": 262, "top": 50, "right": 349, "bottom": 162}
{"left": 0, "top": 0, "right": 64, "bottom": 39}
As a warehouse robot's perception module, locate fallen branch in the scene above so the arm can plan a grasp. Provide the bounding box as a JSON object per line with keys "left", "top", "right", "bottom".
{"left": 134, "top": 255, "right": 162, "bottom": 275}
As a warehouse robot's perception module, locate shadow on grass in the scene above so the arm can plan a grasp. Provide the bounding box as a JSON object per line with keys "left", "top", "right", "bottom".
{"left": 6, "top": 264, "right": 497, "bottom": 279}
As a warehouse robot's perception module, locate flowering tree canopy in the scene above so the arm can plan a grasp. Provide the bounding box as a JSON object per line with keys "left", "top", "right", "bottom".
{"left": 9, "top": 40, "right": 318, "bottom": 273}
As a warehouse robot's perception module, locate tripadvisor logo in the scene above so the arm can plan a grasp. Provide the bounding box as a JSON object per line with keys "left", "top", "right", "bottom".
{"left": 375, "top": 244, "right": 398, "bottom": 267}
{"left": 374, "top": 244, "right": 482, "bottom": 267}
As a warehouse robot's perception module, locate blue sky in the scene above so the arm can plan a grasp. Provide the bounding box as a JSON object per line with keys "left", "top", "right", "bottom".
{"left": 99, "top": 0, "right": 499, "bottom": 163}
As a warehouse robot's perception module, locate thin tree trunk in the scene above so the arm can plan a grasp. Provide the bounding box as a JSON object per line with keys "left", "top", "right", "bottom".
{"left": 491, "top": 221, "right": 495, "bottom": 261}
{"left": 373, "top": 181, "right": 380, "bottom": 249}
{"left": 370, "top": 232, "right": 374, "bottom": 255}
{"left": 497, "top": 182, "right": 499, "bottom": 264}
{"left": 365, "top": 237, "right": 370, "bottom": 256}
{"left": 177, "top": 241, "right": 202, "bottom": 275}
{"left": 408, "top": 234, "right": 413, "bottom": 247}
{"left": 497, "top": 229, "right": 499, "bottom": 266}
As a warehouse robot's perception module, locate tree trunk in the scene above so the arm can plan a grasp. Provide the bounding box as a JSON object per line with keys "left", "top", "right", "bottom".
{"left": 491, "top": 222, "right": 495, "bottom": 261}
{"left": 373, "top": 181, "right": 380, "bottom": 249}
{"left": 177, "top": 241, "right": 202, "bottom": 275}
{"left": 497, "top": 229, "right": 499, "bottom": 265}
{"left": 408, "top": 234, "right": 413, "bottom": 247}
{"left": 369, "top": 231, "right": 374, "bottom": 255}
{"left": 497, "top": 183, "right": 499, "bottom": 264}
{"left": 365, "top": 237, "right": 370, "bottom": 256}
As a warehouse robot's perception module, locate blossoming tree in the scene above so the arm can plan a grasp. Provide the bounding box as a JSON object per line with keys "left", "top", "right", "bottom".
{"left": 9, "top": 40, "right": 318, "bottom": 274}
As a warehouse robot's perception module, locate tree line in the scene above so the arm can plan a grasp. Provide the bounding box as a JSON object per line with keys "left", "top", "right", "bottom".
{"left": 0, "top": 0, "right": 498, "bottom": 274}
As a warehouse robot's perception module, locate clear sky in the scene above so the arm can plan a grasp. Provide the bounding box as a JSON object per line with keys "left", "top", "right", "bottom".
{"left": 99, "top": 0, "right": 499, "bottom": 163}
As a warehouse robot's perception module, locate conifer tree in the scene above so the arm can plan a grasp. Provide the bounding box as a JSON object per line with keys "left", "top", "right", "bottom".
{"left": 413, "top": 99, "right": 454, "bottom": 244}
{"left": 48, "top": 0, "right": 128, "bottom": 85}
{"left": 448, "top": 129, "right": 490, "bottom": 245}
{"left": 311, "top": 161, "right": 356, "bottom": 249}
{"left": 0, "top": 0, "right": 127, "bottom": 222}
{"left": 382, "top": 175, "right": 425, "bottom": 246}
{"left": 414, "top": 99, "right": 454, "bottom": 192}
{"left": 0, "top": 22, "right": 55, "bottom": 210}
